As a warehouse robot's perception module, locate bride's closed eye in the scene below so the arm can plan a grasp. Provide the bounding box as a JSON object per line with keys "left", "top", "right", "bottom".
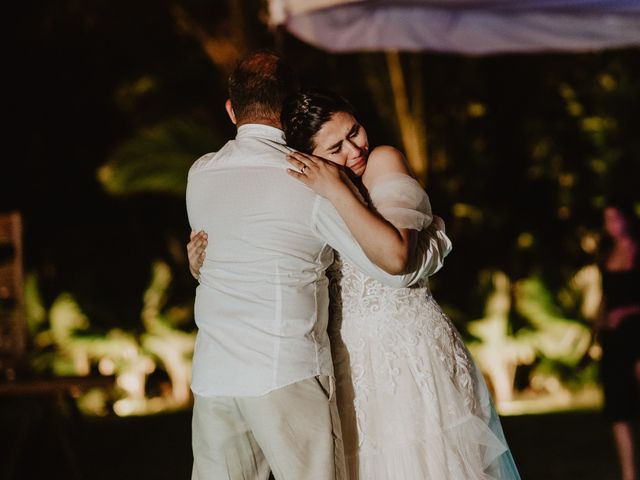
{"left": 330, "top": 124, "right": 361, "bottom": 155}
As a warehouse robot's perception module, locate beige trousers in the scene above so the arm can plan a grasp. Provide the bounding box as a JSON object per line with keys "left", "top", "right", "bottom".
{"left": 191, "top": 375, "right": 346, "bottom": 480}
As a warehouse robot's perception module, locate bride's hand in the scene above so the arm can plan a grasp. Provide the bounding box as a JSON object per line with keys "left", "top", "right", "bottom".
{"left": 286, "top": 152, "right": 349, "bottom": 200}
{"left": 187, "top": 230, "right": 207, "bottom": 280}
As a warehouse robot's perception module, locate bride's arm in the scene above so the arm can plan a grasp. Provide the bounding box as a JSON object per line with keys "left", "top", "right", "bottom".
{"left": 287, "top": 148, "right": 413, "bottom": 274}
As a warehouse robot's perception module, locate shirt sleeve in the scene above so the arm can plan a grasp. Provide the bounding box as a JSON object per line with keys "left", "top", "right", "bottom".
{"left": 367, "top": 172, "right": 432, "bottom": 230}
{"left": 312, "top": 196, "right": 452, "bottom": 288}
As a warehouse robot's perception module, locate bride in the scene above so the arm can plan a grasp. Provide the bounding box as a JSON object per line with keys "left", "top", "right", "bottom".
{"left": 188, "top": 91, "right": 520, "bottom": 480}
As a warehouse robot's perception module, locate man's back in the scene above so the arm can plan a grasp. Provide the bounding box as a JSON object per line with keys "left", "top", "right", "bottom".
{"left": 186, "top": 124, "right": 334, "bottom": 397}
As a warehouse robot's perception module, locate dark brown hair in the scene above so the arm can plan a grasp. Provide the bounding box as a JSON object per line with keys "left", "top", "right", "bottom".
{"left": 228, "top": 50, "right": 299, "bottom": 124}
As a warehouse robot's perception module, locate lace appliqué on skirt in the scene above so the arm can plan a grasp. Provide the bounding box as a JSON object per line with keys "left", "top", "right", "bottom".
{"left": 328, "top": 255, "right": 520, "bottom": 480}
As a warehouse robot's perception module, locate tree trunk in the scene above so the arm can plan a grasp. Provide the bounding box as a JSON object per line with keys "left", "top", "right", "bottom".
{"left": 385, "top": 51, "right": 429, "bottom": 183}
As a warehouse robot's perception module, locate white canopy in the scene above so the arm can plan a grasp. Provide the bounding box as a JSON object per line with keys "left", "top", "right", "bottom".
{"left": 269, "top": 0, "right": 640, "bottom": 54}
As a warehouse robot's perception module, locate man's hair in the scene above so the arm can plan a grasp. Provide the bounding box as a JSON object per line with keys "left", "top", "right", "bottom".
{"left": 281, "top": 90, "right": 356, "bottom": 154}
{"left": 228, "top": 50, "right": 300, "bottom": 124}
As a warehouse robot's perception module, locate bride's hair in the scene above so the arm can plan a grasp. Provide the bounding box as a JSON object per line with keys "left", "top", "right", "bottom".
{"left": 281, "top": 90, "right": 355, "bottom": 154}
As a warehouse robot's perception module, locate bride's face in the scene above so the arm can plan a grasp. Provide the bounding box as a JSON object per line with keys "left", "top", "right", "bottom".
{"left": 311, "top": 111, "right": 369, "bottom": 177}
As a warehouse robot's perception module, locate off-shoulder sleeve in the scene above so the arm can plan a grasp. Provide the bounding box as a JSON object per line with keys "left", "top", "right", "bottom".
{"left": 367, "top": 172, "right": 432, "bottom": 230}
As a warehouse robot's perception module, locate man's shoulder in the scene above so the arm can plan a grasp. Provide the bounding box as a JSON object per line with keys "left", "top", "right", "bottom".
{"left": 188, "top": 141, "right": 234, "bottom": 176}
{"left": 190, "top": 152, "right": 217, "bottom": 172}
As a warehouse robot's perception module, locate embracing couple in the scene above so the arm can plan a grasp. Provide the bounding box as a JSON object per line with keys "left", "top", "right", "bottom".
{"left": 186, "top": 50, "right": 520, "bottom": 480}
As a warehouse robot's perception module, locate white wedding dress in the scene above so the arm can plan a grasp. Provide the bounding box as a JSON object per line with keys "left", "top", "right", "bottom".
{"left": 327, "top": 173, "right": 520, "bottom": 480}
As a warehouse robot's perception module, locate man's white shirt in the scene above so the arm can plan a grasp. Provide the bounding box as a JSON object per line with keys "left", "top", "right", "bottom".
{"left": 186, "top": 124, "right": 449, "bottom": 397}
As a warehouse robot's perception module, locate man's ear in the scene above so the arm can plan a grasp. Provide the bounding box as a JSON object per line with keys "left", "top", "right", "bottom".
{"left": 225, "top": 99, "right": 237, "bottom": 125}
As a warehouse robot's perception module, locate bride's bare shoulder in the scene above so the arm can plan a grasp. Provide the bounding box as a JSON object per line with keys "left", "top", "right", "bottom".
{"left": 362, "top": 145, "right": 412, "bottom": 187}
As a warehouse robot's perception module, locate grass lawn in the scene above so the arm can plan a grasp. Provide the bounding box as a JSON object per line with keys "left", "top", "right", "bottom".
{"left": 1, "top": 399, "right": 626, "bottom": 479}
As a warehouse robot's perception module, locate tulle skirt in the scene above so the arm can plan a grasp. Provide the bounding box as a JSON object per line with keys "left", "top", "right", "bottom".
{"left": 330, "top": 293, "right": 520, "bottom": 480}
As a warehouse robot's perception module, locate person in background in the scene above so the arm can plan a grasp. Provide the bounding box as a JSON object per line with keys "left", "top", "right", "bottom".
{"left": 596, "top": 199, "right": 640, "bottom": 480}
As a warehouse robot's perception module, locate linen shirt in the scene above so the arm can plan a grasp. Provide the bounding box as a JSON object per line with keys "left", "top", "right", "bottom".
{"left": 186, "top": 124, "right": 448, "bottom": 397}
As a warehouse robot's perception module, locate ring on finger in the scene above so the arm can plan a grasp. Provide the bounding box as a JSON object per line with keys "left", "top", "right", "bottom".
{"left": 300, "top": 165, "right": 307, "bottom": 173}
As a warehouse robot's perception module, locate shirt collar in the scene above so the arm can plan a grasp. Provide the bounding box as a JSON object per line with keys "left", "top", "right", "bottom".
{"left": 236, "top": 123, "right": 285, "bottom": 142}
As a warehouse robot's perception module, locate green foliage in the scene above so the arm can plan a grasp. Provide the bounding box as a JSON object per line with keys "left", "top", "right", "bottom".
{"left": 26, "top": 261, "right": 195, "bottom": 415}
{"left": 467, "top": 270, "right": 598, "bottom": 408}
{"left": 515, "top": 277, "right": 591, "bottom": 366}
{"left": 24, "top": 274, "right": 47, "bottom": 334}
{"left": 98, "top": 117, "right": 223, "bottom": 196}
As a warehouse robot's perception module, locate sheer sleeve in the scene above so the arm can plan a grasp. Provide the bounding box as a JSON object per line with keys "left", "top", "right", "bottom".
{"left": 367, "top": 172, "right": 432, "bottom": 231}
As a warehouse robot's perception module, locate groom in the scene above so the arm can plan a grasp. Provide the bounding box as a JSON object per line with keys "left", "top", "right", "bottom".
{"left": 186, "top": 50, "right": 449, "bottom": 480}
